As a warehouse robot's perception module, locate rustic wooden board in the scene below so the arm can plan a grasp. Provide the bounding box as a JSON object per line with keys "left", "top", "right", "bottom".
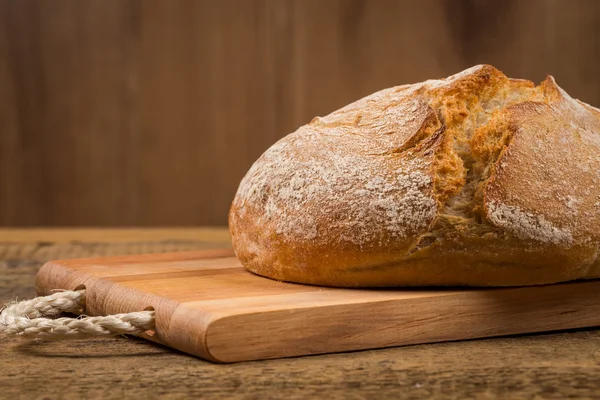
{"left": 35, "top": 249, "right": 600, "bottom": 363}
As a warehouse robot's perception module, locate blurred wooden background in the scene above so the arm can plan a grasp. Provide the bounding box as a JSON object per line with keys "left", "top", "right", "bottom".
{"left": 1, "top": 0, "right": 599, "bottom": 227}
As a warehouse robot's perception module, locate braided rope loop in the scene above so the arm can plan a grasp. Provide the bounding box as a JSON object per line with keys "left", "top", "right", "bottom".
{"left": 0, "top": 290, "right": 155, "bottom": 340}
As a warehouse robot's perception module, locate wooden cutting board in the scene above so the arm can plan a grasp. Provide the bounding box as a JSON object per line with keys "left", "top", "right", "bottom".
{"left": 35, "top": 249, "right": 600, "bottom": 363}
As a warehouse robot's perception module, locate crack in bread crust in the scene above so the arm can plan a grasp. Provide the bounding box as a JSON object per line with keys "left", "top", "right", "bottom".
{"left": 411, "top": 65, "right": 545, "bottom": 252}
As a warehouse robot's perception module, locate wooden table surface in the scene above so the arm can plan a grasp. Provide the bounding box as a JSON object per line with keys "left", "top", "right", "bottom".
{"left": 2, "top": 228, "right": 600, "bottom": 399}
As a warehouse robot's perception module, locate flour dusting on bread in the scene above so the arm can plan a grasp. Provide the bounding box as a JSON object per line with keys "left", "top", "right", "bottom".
{"left": 487, "top": 201, "right": 573, "bottom": 245}
{"left": 234, "top": 89, "right": 442, "bottom": 247}
{"left": 235, "top": 126, "right": 437, "bottom": 246}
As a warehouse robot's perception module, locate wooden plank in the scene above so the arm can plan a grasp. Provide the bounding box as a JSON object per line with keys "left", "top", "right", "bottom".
{"left": 0, "top": 0, "right": 138, "bottom": 225}
{"left": 35, "top": 250, "right": 600, "bottom": 363}
{"left": 2, "top": 0, "right": 599, "bottom": 227}
{"left": 0, "top": 227, "right": 231, "bottom": 243}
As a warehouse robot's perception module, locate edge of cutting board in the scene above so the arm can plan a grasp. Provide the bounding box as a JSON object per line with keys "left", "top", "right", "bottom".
{"left": 201, "top": 280, "right": 600, "bottom": 362}
{"left": 35, "top": 249, "right": 237, "bottom": 362}
{"left": 35, "top": 250, "right": 600, "bottom": 363}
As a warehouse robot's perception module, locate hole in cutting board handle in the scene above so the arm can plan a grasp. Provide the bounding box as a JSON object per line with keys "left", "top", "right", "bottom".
{"left": 73, "top": 284, "right": 87, "bottom": 314}
{"left": 143, "top": 305, "right": 156, "bottom": 337}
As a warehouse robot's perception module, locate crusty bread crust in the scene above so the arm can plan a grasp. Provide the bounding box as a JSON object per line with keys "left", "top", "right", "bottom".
{"left": 229, "top": 65, "right": 600, "bottom": 287}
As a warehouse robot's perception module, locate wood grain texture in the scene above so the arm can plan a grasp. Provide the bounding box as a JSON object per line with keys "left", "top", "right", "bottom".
{"left": 0, "top": 227, "right": 231, "bottom": 243}
{"left": 3, "top": 230, "right": 600, "bottom": 398}
{"left": 1, "top": 0, "right": 599, "bottom": 226}
{"left": 35, "top": 250, "right": 600, "bottom": 363}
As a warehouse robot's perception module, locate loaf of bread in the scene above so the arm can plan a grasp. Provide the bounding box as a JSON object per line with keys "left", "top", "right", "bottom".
{"left": 229, "top": 65, "right": 600, "bottom": 287}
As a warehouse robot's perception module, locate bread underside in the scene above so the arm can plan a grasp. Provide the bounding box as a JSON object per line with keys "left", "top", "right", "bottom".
{"left": 229, "top": 65, "right": 600, "bottom": 287}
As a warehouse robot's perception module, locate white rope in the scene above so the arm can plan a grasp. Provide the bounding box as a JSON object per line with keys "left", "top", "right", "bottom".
{"left": 0, "top": 290, "right": 155, "bottom": 340}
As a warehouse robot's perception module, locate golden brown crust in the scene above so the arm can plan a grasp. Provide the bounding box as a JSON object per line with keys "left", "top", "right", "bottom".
{"left": 229, "top": 65, "right": 600, "bottom": 287}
